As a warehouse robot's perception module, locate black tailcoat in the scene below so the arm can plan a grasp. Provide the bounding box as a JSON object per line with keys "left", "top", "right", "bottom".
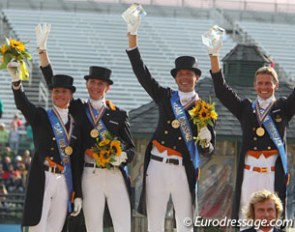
{"left": 12, "top": 86, "right": 80, "bottom": 227}
{"left": 127, "top": 48, "right": 215, "bottom": 214}
{"left": 211, "top": 70, "right": 295, "bottom": 220}
{"left": 41, "top": 65, "right": 135, "bottom": 226}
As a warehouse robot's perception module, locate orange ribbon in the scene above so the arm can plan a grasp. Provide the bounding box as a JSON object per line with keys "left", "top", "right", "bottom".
{"left": 246, "top": 149, "right": 278, "bottom": 159}
{"left": 45, "top": 156, "right": 64, "bottom": 172}
{"left": 152, "top": 140, "right": 182, "bottom": 158}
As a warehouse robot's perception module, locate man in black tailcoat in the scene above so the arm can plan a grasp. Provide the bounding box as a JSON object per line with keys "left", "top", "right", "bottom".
{"left": 124, "top": 11, "right": 216, "bottom": 232}
{"left": 203, "top": 26, "right": 295, "bottom": 223}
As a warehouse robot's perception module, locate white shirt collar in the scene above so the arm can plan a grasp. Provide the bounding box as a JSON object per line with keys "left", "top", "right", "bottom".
{"left": 257, "top": 95, "right": 276, "bottom": 110}
{"left": 53, "top": 105, "right": 69, "bottom": 125}
{"left": 89, "top": 98, "right": 106, "bottom": 111}
{"left": 178, "top": 90, "right": 199, "bottom": 106}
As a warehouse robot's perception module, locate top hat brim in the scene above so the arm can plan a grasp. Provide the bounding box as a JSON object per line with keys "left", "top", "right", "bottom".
{"left": 49, "top": 84, "right": 76, "bottom": 93}
{"left": 84, "top": 75, "right": 113, "bottom": 85}
{"left": 170, "top": 67, "right": 202, "bottom": 78}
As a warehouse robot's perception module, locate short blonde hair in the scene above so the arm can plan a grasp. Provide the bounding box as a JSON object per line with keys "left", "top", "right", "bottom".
{"left": 244, "top": 190, "right": 283, "bottom": 220}
{"left": 255, "top": 66, "right": 278, "bottom": 84}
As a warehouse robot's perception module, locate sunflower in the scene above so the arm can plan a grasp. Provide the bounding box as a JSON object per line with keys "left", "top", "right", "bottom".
{"left": 198, "top": 108, "right": 211, "bottom": 122}
{"left": 0, "top": 38, "right": 32, "bottom": 80}
{"left": 99, "top": 139, "right": 110, "bottom": 147}
{"left": 188, "top": 98, "right": 218, "bottom": 143}
{"left": 10, "top": 40, "right": 26, "bottom": 53}
{"left": 110, "top": 140, "right": 122, "bottom": 156}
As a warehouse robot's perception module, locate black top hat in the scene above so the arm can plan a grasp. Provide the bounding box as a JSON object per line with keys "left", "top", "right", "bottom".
{"left": 84, "top": 66, "right": 113, "bottom": 85}
{"left": 170, "top": 56, "right": 202, "bottom": 78}
{"left": 49, "top": 74, "right": 76, "bottom": 93}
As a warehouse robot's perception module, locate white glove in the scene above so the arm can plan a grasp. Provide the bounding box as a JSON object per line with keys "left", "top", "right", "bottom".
{"left": 202, "top": 25, "right": 225, "bottom": 56}
{"left": 7, "top": 61, "right": 20, "bottom": 82}
{"left": 111, "top": 151, "right": 128, "bottom": 166}
{"left": 71, "top": 197, "right": 82, "bottom": 217}
{"left": 127, "top": 16, "right": 141, "bottom": 35}
{"left": 198, "top": 127, "right": 212, "bottom": 148}
{"left": 35, "top": 23, "right": 51, "bottom": 50}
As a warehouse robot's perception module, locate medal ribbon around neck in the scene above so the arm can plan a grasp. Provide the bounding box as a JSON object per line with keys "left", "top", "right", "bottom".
{"left": 85, "top": 101, "right": 110, "bottom": 142}
{"left": 87, "top": 101, "right": 106, "bottom": 126}
{"left": 170, "top": 91, "right": 200, "bottom": 186}
{"left": 255, "top": 100, "right": 274, "bottom": 128}
{"left": 47, "top": 108, "right": 74, "bottom": 212}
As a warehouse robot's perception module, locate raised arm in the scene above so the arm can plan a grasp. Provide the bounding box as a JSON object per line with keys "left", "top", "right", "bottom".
{"left": 35, "top": 23, "right": 53, "bottom": 86}
{"left": 125, "top": 7, "right": 167, "bottom": 102}
{"left": 7, "top": 61, "right": 38, "bottom": 123}
{"left": 203, "top": 26, "right": 244, "bottom": 119}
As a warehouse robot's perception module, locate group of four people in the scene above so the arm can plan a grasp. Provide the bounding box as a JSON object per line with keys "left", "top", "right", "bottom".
{"left": 6, "top": 6, "right": 295, "bottom": 232}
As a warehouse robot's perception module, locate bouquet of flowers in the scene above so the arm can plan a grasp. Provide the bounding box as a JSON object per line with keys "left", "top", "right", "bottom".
{"left": 0, "top": 38, "right": 32, "bottom": 80}
{"left": 86, "top": 133, "right": 126, "bottom": 169}
{"left": 188, "top": 99, "right": 218, "bottom": 147}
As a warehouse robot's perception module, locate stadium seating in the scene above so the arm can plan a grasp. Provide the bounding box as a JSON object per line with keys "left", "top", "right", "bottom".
{"left": 235, "top": 20, "right": 295, "bottom": 84}
{"left": 0, "top": 8, "right": 236, "bottom": 126}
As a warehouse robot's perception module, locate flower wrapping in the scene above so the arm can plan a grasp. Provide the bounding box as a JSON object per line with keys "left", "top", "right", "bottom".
{"left": 0, "top": 38, "right": 32, "bottom": 80}
{"left": 188, "top": 99, "right": 218, "bottom": 147}
{"left": 86, "top": 133, "right": 124, "bottom": 169}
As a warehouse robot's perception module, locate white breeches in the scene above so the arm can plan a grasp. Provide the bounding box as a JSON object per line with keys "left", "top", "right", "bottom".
{"left": 24, "top": 171, "right": 68, "bottom": 232}
{"left": 146, "top": 159, "right": 193, "bottom": 232}
{"left": 82, "top": 167, "right": 131, "bottom": 232}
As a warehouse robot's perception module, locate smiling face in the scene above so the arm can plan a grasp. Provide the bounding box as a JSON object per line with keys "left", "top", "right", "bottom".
{"left": 86, "top": 79, "right": 110, "bottom": 100}
{"left": 254, "top": 73, "right": 278, "bottom": 100}
{"left": 51, "top": 88, "right": 73, "bottom": 109}
{"left": 175, "top": 69, "right": 199, "bottom": 92}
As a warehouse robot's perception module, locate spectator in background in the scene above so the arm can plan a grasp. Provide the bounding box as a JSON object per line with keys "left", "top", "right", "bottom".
{"left": 0, "top": 123, "right": 9, "bottom": 152}
{"left": 9, "top": 122, "right": 20, "bottom": 155}
{"left": 1, "top": 147, "right": 14, "bottom": 160}
{"left": 22, "top": 149, "right": 31, "bottom": 170}
{"left": 0, "top": 184, "right": 8, "bottom": 208}
{"left": 16, "top": 162, "right": 27, "bottom": 193}
{"left": 11, "top": 113, "right": 22, "bottom": 129}
{"left": 0, "top": 98, "right": 3, "bottom": 119}
{"left": 5, "top": 164, "right": 21, "bottom": 193}
{"left": 2, "top": 156, "right": 12, "bottom": 174}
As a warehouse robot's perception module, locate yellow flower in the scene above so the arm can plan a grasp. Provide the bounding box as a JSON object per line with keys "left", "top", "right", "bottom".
{"left": 189, "top": 98, "right": 218, "bottom": 144}
{"left": 210, "top": 111, "right": 218, "bottom": 120}
{"left": 10, "top": 39, "right": 26, "bottom": 52}
{"left": 99, "top": 150, "right": 111, "bottom": 166}
{"left": 198, "top": 109, "right": 210, "bottom": 121}
{"left": 99, "top": 139, "right": 110, "bottom": 147}
{"left": 86, "top": 133, "right": 124, "bottom": 169}
{"left": 0, "top": 38, "right": 32, "bottom": 81}
{"left": 0, "top": 45, "right": 7, "bottom": 55}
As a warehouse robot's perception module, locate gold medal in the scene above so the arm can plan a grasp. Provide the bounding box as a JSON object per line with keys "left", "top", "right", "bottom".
{"left": 90, "top": 129, "right": 99, "bottom": 138}
{"left": 171, "top": 119, "right": 180, "bottom": 129}
{"left": 256, "top": 127, "right": 265, "bottom": 137}
{"left": 64, "top": 146, "right": 73, "bottom": 155}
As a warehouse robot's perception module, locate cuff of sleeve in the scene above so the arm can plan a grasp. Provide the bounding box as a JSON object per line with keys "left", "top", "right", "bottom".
{"left": 12, "top": 81, "right": 21, "bottom": 90}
